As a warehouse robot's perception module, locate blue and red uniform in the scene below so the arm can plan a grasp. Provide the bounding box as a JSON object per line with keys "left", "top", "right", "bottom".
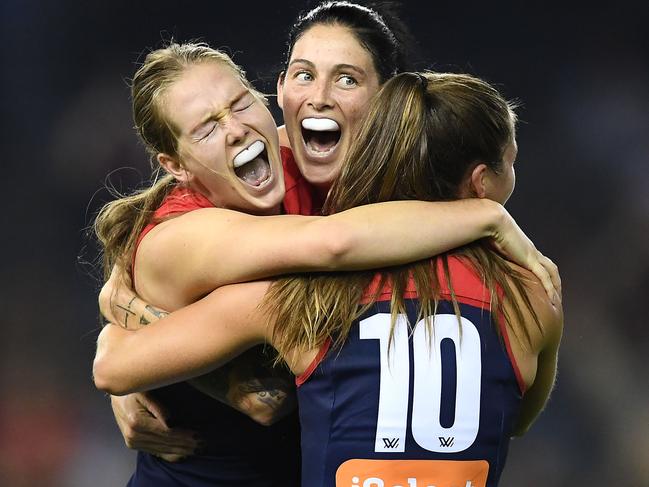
{"left": 126, "top": 146, "right": 313, "bottom": 487}
{"left": 296, "top": 257, "right": 526, "bottom": 487}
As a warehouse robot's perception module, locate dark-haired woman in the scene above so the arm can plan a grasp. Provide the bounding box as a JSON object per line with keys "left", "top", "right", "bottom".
{"left": 95, "top": 71, "right": 563, "bottom": 487}
{"left": 105, "top": 2, "right": 559, "bottom": 472}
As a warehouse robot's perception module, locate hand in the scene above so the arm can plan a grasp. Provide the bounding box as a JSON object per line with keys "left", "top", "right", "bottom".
{"left": 110, "top": 392, "right": 200, "bottom": 462}
{"left": 491, "top": 210, "right": 562, "bottom": 304}
{"left": 99, "top": 265, "right": 167, "bottom": 329}
{"left": 99, "top": 264, "right": 133, "bottom": 326}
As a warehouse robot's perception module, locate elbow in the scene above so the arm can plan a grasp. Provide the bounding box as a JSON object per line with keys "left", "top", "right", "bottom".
{"left": 93, "top": 355, "right": 130, "bottom": 396}
{"left": 92, "top": 360, "right": 114, "bottom": 394}
{"left": 248, "top": 411, "right": 280, "bottom": 427}
{"left": 245, "top": 406, "right": 294, "bottom": 427}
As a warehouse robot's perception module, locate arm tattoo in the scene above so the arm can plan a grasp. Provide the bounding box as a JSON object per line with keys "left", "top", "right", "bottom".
{"left": 145, "top": 305, "right": 168, "bottom": 320}
{"left": 113, "top": 295, "right": 167, "bottom": 329}
{"left": 237, "top": 377, "right": 292, "bottom": 411}
{"left": 115, "top": 301, "right": 136, "bottom": 329}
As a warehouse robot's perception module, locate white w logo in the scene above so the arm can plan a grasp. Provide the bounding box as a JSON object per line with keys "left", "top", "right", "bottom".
{"left": 382, "top": 437, "right": 399, "bottom": 449}
{"left": 438, "top": 436, "right": 455, "bottom": 448}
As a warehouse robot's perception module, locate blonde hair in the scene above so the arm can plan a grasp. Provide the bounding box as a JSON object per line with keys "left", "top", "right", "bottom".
{"left": 94, "top": 42, "right": 259, "bottom": 281}
{"left": 265, "top": 71, "right": 540, "bottom": 358}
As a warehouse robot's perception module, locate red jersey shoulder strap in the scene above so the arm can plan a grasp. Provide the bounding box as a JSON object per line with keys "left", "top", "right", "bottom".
{"left": 132, "top": 186, "right": 214, "bottom": 280}
{"left": 281, "top": 146, "right": 315, "bottom": 216}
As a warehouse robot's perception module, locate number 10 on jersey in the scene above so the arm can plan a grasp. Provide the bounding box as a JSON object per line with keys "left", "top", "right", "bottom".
{"left": 359, "top": 313, "right": 482, "bottom": 454}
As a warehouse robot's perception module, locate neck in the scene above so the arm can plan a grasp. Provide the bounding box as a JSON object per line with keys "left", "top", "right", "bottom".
{"left": 312, "top": 183, "right": 331, "bottom": 214}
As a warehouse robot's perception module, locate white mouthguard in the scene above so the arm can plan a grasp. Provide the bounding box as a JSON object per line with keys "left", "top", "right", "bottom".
{"left": 233, "top": 140, "right": 265, "bottom": 168}
{"left": 301, "top": 118, "right": 340, "bottom": 132}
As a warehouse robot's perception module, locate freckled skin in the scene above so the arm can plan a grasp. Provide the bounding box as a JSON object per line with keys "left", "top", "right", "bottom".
{"left": 163, "top": 62, "right": 285, "bottom": 215}
{"left": 278, "top": 24, "right": 381, "bottom": 191}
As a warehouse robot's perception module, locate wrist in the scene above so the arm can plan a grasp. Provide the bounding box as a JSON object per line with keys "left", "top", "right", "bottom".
{"left": 476, "top": 199, "right": 507, "bottom": 239}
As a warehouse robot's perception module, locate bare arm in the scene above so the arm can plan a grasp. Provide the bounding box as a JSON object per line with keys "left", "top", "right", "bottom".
{"left": 512, "top": 281, "right": 564, "bottom": 436}
{"left": 187, "top": 346, "right": 296, "bottom": 426}
{"left": 94, "top": 281, "right": 273, "bottom": 395}
{"left": 135, "top": 199, "right": 559, "bottom": 307}
{"left": 98, "top": 283, "right": 295, "bottom": 426}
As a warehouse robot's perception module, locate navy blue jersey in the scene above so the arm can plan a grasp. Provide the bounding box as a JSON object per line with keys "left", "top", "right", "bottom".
{"left": 127, "top": 186, "right": 304, "bottom": 487}
{"left": 297, "top": 257, "right": 524, "bottom": 487}
{"left": 127, "top": 381, "right": 301, "bottom": 487}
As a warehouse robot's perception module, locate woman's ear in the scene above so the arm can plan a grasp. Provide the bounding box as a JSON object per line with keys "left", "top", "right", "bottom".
{"left": 468, "top": 163, "right": 489, "bottom": 199}
{"left": 157, "top": 153, "right": 190, "bottom": 184}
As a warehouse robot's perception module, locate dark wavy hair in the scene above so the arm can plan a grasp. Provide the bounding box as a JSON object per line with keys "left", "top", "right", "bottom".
{"left": 284, "top": 1, "right": 416, "bottom": 82}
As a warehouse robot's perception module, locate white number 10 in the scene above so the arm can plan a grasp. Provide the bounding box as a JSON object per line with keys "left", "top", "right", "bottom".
{"left": 359, "top": 313, "right": 481, "bottom": 453}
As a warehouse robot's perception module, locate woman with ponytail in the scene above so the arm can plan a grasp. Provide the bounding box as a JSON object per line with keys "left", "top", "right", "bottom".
{"left": 95, "top": 71, "right": 562, "bottom": 487}
{"left": 95, "top": 3, "right": 559, "bottom": 486}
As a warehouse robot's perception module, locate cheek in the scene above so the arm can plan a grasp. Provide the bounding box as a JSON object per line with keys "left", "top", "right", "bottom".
{"left": 340, "top": 91, "right": 373, "bottom": 131}
{"left": 245, "top": 107, "right": 277, "bottom": 136}
{"left": 195, "top": 141, "right": 227, "bottom": 171}
{"left": 280, "top": 85, "right": 304, "bottom": 121}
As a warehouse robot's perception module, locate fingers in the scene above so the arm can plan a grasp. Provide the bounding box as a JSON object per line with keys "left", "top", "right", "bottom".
{"left": 123, "top": 430, "right": 200, "bottom": 452}
{"left": 125, "top": 436, "right": 197, "bottom": 460}
{"left": 119, "top": 417, "right": 201, "bottom": 455}
{"left": 157, "top": 453, "right": 189, "bottom": 463}
{"left": 110, "top": 393, "right": 200, "bottom": 459}
{"left": 137, "top": 392, "right": 170, "bottom": 429}
{"left": 532, "top": 254, "right": 561, "bottom": 305}
{"left": 542, "top": 256, "right": 562, "bottom": 298}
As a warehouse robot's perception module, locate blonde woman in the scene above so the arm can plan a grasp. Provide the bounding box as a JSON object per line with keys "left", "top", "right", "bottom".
{"left": 95, "top": 35, "right": 558, "bottom": 487}
{"left": 95, "top": 72, "right": 563, "bottom": 487}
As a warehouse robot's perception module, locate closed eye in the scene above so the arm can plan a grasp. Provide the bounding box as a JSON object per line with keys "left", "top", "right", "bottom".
{"left": 233, "top": 95, "right": 255, "bottom": 112}
{"left": 197, "top": 122, "right": 217, "bottom": 141}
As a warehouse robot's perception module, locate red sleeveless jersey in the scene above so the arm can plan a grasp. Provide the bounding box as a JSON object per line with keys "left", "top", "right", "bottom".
{"left": 125, "top": 146, "right": 314, "bottom": 487}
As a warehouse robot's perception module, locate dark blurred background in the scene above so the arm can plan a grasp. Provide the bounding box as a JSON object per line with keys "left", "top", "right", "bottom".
{"left": 1, "top": 1, "right": 647, "bottom": 485}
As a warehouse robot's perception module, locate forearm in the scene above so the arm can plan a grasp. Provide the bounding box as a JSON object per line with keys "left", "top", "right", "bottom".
{"left": 513, "top": 321, "right": 562, "bottom": 436}
{"left": 108, "top": 292, "right": 168, "bottom": 330}
{"left": 93, "top": 282, "right": 271, "bottom": 395}
{"left": 188, "top": 346, "right": 297, "bottom": 425}
{"left": 512, "top": 358, "right": 557, "bottom": 436}
{"left": 142, "top": 200, "right": 515, "bottom": 302}
{"left": 318, "top": 198, "right": 506, "bottom": 270}
{"left": 203, "top": 198, "right": 506, "bottom": 281}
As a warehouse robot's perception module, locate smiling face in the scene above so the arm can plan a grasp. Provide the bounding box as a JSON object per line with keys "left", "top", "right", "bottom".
{"left": 278, "top": 24, "right": 381, "bottom": 190}
{"left": 160, "top": 62, "right": 284, "bottom": 215}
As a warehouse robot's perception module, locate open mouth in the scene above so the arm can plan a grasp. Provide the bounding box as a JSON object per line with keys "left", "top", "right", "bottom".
{"left": 301, "top": 118, "right": 341, "bottom": 155}
{"left": 233, "top": 140, "right": 272, "bottom": 187}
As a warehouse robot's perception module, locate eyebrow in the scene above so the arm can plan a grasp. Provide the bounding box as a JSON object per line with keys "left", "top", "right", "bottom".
{"left": 288, "top": 59, "right": 367, "bottom": 77}
{"left": 189, "top": 89, "right": 250, "bottom": 136}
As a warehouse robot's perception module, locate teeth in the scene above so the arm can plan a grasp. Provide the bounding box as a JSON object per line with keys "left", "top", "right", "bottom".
{"left": 301, "top": 118, "right": 339, "bottom": 132}
{"left": 233, "top": 141, "right": 265, "bottom": 168}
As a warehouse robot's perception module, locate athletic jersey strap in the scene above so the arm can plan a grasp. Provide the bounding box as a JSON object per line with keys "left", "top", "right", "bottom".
{"left": 296, "top": 339, "right": 332, "bottom": 387}
{"left": 132, "top": 186, "right": 214, "bottom": 287}
{"left": 281, "top": 146, "right": 315, "bottom": 216}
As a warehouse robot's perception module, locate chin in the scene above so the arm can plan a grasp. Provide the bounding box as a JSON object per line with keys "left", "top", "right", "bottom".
{"left": 247, "top": 192, "right": 284, "bottom": 215}
{"left": 300, "top": 162, "right": 340, "bottom": 189}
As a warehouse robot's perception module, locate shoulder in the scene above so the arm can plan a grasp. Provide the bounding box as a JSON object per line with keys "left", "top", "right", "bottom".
{"left": 135, "top": 207, "right": 252, "bottom": 275}
{"left": 506, "top": 263, "right": 563, "bottom": 353}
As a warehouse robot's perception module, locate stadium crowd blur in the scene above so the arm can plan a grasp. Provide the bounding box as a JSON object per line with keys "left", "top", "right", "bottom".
{"left": 1, "top": 1, "right": 647, "bottom": 486}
